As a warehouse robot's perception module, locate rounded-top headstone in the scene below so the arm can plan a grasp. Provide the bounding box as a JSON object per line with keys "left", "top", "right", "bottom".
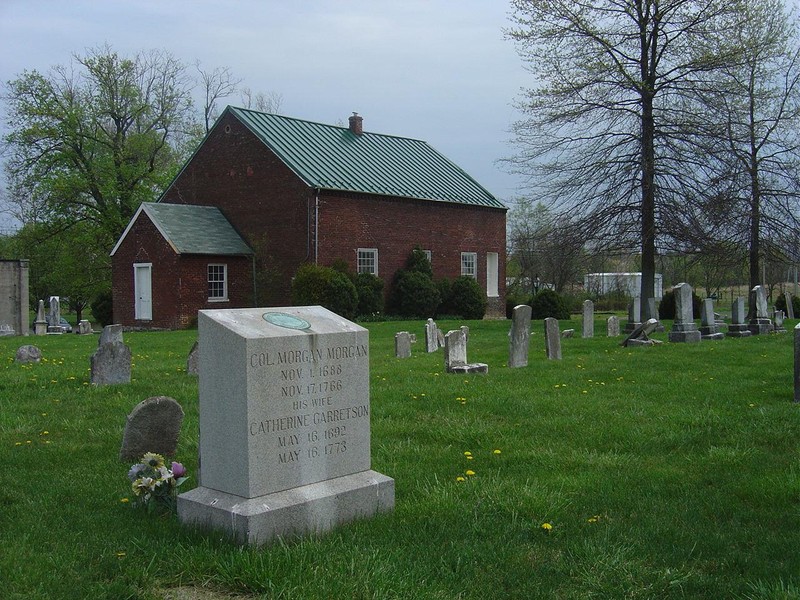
{"left": 120, "top": 396, "right": 185, "bottom": 461}
{"left": 15, "top": 345, "right": 42, "bottom": 363}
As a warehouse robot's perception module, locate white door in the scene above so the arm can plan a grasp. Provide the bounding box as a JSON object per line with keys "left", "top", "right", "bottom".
{"left": 486, "top": 252, "right": 499, "bottom": 298}
{"left": 134, "top": 263, "right": 152, "bottom": 320}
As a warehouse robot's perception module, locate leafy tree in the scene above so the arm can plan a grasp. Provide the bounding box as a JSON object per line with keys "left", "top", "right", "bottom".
{"left": 2, "top": 45, "right": 197, "bottom": 245}
{"left": 506, "top": 0, "right": 741, "bottom": 319}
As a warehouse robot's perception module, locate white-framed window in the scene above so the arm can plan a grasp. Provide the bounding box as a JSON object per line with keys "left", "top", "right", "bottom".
{"left": 357, "top": 248, "right": 378, "bottom": 275}
{"left": 486, "top": 252, "right": 499, "bottom": 297}
{"left": 208, "top": 264, "right": 228, "bottom": 301}
{"left": 461, "top": 252, "right": 477, "bottom": 279}
{"left": 423, "top": 249, "right": 432, "bottom": 264}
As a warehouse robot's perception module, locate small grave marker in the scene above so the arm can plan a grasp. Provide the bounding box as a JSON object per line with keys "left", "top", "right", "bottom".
{"left": 15, "top": 345, "right": 41, "bottom": 363}
{"left": 395, "top": 332, "right": 412, "bottom": 358}
{"left": 699, "top": 298, "right": 724, "bottom": 340}
{"left": 727, "top": 297, "right": 752, "bottom": 337}
{"left": 544, "top": 317, "right": 562, "bottom": 360}
{"left": 508, "top": 305, "right": 532, "bottom": 368}
{"left": 582, "top": 300, "right": 594, "bottom": 338}
{"left": 607, "top": 315, "right": 620, "bottom": 337}
{"left": 120, "top": 396, "right": 185, "bottom": 461}
{"left": 748, "top": 285, "right": 773, "bottom": 335}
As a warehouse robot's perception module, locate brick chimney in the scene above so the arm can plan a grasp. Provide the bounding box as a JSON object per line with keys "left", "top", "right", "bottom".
{"left": 348, "top": 112, "right": 363, "bottom": 135}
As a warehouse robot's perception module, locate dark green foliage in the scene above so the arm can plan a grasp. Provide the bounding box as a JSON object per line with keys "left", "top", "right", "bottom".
{"left": 446, "top": 275, "right": 487, "bottom": 320}
{"left": 659, "top": 289, "right": 703, "bottom": 319}
{"left": 91, "top": 291, "right": 114, "bottom": 327}
{"left": 529, "top": 288, "right": 570, "bottom": 320}
{"left": 354, "top": 272, "right": 384, "bottom": 317}
{"left": 291, "top": 263, "right": 358, "bottom": 319}
{"left": 389, "top": 270, "right": 441, "bottom": 318}
{"left": 330, "top": 258, "right": 351, "bottom": 275}
{"left": 435, "top": 278, "right": 453, "bottom": 316}
{"left": 405, "top": 247, "right": 433, "bottom": 277}
{"left": 775, "top": 292, "right": 800, "bottom": 316}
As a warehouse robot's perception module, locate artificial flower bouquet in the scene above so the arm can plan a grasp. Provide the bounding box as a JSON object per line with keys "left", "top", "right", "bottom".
{"left": 127, "top": 452, "right": 188, "bottom": 513}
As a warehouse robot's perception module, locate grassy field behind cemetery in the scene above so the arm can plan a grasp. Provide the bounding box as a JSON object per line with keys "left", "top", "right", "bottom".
{"left": 1, "top": 319, "right": 799, "bottom": 599}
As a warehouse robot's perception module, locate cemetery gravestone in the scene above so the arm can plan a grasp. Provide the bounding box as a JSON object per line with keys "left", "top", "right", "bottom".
{"left": 544, "top": 317, "right": 562, "bottom": 360}
{"left": 582, "top": 300, "right": 594, "bottom": 338}
{"left": 774, "top": 310, "right": 786, "bottom": 333}
{"left": 607, "top": 315, "right": 620, "bottom": 337}
{"left": 15, "top": 345, "right": 41, "bottom": 363}
{"left": 187, "top": 341, "right": 199, "bottom": 375}
{"left": 668, "top": 283, "right": 701, "bottom": 343}
{"left": 425, "top": 319, "right": 439, "bottom": 353}
{"left": 177, "top": 306, "right": 394, "bottom": 546}
{"left": 444, "top": 329, "right": 488, "bottom": 374}
{"left": 621, "top": 318, "right": 661, "bottom": 347}
{"left": 748, "top": 285, "right": 773, "bottom": 335}
{"left": 786, "top": 292, "right": 795, "bottom": 319}
{"left": 120, "top": 396, "right": 185, "bottom": 461}
{"left": 47, "top": 296, "right": 63, "bottom": 334}
{"left": 0, "top": 259, "right": 29, "bottom": 337}
{"left": 561, "top": 329, "right": 575, "bottom": 338}
{"left": 395, "top": 332, "right": 412, "bottom": 358}
{"left": 508, "top": 305, "right": 532, "bottom": 368}
{"left": 90, "top": 324, "right": 131, "bottom": 385}
{"left": 77, "top": 320, "right": 92, "bottom": 335}
{"left": 727, "top": 297, "right": 752, "bottom": 337}
{"left": 699, "top": 298, "right": 724, "bottom": 340}
{"left": 34, "top": 300, "right": 47, "bottom": 336}
{"left": 624, "top": 297, "right": 642, "bottom": 333}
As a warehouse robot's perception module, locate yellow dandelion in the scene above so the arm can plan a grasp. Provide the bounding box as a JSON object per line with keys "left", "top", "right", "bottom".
{"left": 466, "top": 455, "right": 474, "bottom": 460}
{"left": 15, "top": 442, "right": 22, "bottom": 446}
{"left": 541, "top": 522, "right": 553, "bottom": 531}
{"left": 40, "top": 431, "right": 49, "bottom": 435}
{"left": 120, "top": 498, "right": 130, "bottom": 503}
{"left": 116, "top": 552, "right": 126, "bottom": 558}
{"left": 456, "top": 476, "right": 466, "bottom": 482}
{"left": 465, "top": 470, "right": 475, "bottom": 476}
{"left": 582, "top": 390, "right": 588, "bottom": 394}
{"left": 493, "top": 449, "right": 501, "bottom": 455}
{"left": 464, "top": 451, "right": 472, "bottom": 456}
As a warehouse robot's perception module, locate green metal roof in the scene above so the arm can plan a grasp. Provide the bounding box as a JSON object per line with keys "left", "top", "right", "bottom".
{"left": 141, "top": 203, "right": 252, "bottom": 256}
{"left": 226, "top": 106, "right": 506, "bottom": 209}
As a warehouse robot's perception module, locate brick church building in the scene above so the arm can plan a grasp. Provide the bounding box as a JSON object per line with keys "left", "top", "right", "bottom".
{"left": 111, "top": 107, "right": 507, "bottom": 329}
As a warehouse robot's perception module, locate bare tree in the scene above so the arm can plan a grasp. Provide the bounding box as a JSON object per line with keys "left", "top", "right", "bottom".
{"left": 196, "top": 61, "right": 241, "bottom": 133}
{"left": 240, "top": 88, "right": 284, "bottom": 114}
{"left": 506, "top": 0, "right": 742, "bottom": 318}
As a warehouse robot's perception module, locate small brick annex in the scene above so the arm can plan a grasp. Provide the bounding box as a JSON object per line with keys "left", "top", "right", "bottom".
{"left": 112, "top": 109, "right": 507, "bottom": 329}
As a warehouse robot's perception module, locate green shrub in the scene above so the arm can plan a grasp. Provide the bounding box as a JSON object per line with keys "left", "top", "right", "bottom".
{"left": 529, "top": 288, "right": 570, "bottom": 320}
{"left": 291, "top": 264, "right": 358, "bottom": 319}
{"left": 91, "top": 291, "right": 114, "bottom": 327}
{"left": 775, "top": 292, "right": 800, "bottom": 317}
{"left": 354, "top": 272, "right": 384, "bottom": 317}
{"left": 658, "top": 289, "right": 703, "bottom": 320}
{"left": 389, "top": 270, "right": 441, "bottom": 318}
{"left": 447, "top": 275, "right": 487, "bottom": 320}
{"left": 405, "top": 246, "right": 433, "bottom": 277}
{"left": 435, "top": 278, "right": 453, "bottom": 316}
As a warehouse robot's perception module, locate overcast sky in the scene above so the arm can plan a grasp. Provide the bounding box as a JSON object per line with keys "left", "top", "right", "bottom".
{"left": 0, "top": 0, "right": 530, "bottom": 232}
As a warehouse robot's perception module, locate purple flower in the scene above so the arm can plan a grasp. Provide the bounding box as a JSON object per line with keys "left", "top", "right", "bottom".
{"left": 171, "top": 462, "right": 187, "bottom": 478}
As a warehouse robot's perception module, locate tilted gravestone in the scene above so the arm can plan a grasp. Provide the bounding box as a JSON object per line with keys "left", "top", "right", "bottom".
{"left": 621, "top": 318, "right": 661, "bottom": 347}
{"left": 699, "top": 298, "right": 724, "bottom": 340}
{"left": 544, "top": 317, "right": 562, "bottom": 360}
{"left": 425, "top": 318, "right": 439, "bottom": 353}
{"left": 561, "top": 329, "right": 574, "bottom": 338}
{"left": 394, "top": 332, "right": 412, "bottom": 358}
{"left": 748, "top": 285, "right": 773, "bottom": 335}
{"left": 582, "top": 300, "right": 594, "bottom": 338}
{"left": 119, "top": 396, "right": 185, "bottom": 461}
{"left": 177, "top": 306, "right": 394, "bottom": 546}
{"left": 607, "top": 315, "right": 620, "bottom": 337}
{"left": 15, "top": 345, "right": 42, "bottom": 363}
{"left": 187, "top": 341, "right": 199, "bottom": 375}
{"left": 668, "top": 283, "right": 701, "bottom": 343}
{"left": 508, "top": 305, "right": 532, "bottom": 368}
{"left": 727, "top": 297, "right": 752, "bottom": 337}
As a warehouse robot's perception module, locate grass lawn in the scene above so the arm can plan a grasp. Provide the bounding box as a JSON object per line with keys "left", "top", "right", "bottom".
{"left": 1, "top": 318, "right": 799, "bottom": 599}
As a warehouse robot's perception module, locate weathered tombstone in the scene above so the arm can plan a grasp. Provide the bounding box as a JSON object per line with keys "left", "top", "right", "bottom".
{"left": 774, "top": 310, "right": 786, "bottom": 333}
{"left": 607, "top": 315, "right": 620, "bottom": 337}
{"left": 561, "top": 329, "right": 574, "bottom": 338}
{"left": 785, "top": 291, "right": 795, "bottom": 319}
{"left": 47, "top": 296, "right": 63, "bottom": 334}
{"left": 795, "top": 323, "right": 800, "bottom": 402}
{"left": 624, "top": 297, "right": 642, "bottom": 333}
{"left": 727, "top": 297, "right": 752, "bottom": 337}
{"left": 647, "top": 298, "right": 665, "bottom": 331}
{"left": 187, "top": 341, "right": 199, "bottom": 375}
{"left": 90, "top": 341, "right": 132, "bottom": 385}
{"left": 77, "top": 320, "right": 92, "bottom": 335}
{"left": 15, "top": 345, "right": 42, "bottom": 363}
{"left": 99, "top": 324, "right": 124, "bottom": 346}
{"left": 460, "top": 325, "right": 469, "bottom": 343}
{"left": 668, "top": 283, "right": 701, "bottom": 343}
{"left": 582, "top": 300, "right": 594, "bottom": 338}
{"left": 0, "top": 259, "right": 29, "bottom": 337}
{"left": 508, "top": 305, "right": 532, "bottom": 368}
{"left": 748, "top": 285, "right": 773, "bottom": 335}
{"left": 119, "top": 396, "right": 185, "bottom": 461}
{"left": 544, "top": 317, "right": 562, "bottom": 360}
{"left": 436, "top": 328, "right": 445, "bottom": 348}
{"left": 34, "top": 299, "right": 48, "bottom": 336}
{"left": 444, "top": 329, "right": 488, "bottom": 374}
{"left": 425, "top": 319, "right": 438, "bottom": 353}
{"left": 699, "top": 298, "right": 724, "bottom": 340}
{"left": 394, "top": 332, "right": 412, "bottom": 358}
{"left": 177, "top": 306, "right": 394, "bottom": 546}
{"left": 621, "top": 318, "right": 661, "bottom": 347}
